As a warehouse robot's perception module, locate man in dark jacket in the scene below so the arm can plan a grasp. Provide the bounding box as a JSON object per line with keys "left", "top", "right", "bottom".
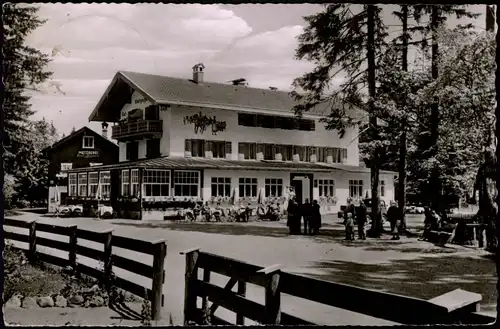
{"left": 387, "top": 201, "right": 400, "bottom": 240}
{"left": 301, "top": 198, "right": 312, "bottom": 235}
{"left": 287, "top": 198, "right": 300, "bottom": 235}
{"left": 357, "top": 200, "right": 368, "bottom": 240}
{"left": 311, "top": 200, "right": 322, "bottom": 235}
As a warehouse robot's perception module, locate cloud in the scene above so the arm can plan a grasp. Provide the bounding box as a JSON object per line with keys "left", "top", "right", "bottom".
{"left": 26, "top": 4, "right": 318, "bottom": 135}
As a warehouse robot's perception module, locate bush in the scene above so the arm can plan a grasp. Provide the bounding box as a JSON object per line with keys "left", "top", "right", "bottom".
{"left": 3, "top": 243, "right": 68, "bottom": 301}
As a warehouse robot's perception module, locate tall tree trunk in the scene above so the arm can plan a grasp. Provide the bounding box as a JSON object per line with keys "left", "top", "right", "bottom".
{"left": 398, "top": 5, "right": 409, "bottom": 231}
{"left": 494, "top": 4, "right": 500, "bottom": 322}
{"left": 367, "top": 5, "right": 381, "bottom": 237}
{"left": 486, "top": 5, "right": 495, "bottom": 151}
{"left": 429, "top": 6, "right": 441, "bottom": 212}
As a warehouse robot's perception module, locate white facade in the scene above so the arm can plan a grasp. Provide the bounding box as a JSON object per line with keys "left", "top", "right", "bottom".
{"left": 117, "top": 90, "right": 396, "bottom": 215}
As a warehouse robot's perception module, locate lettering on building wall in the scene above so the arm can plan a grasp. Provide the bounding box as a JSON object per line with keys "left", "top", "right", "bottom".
{"left": 77, "top": 150, "right": 100, "bottom": 158}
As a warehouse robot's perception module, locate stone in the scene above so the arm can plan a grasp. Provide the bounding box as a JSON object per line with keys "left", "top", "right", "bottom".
{"left": 81, "top": 284, "right": 100, "bottom": 294}
{"left": 68, "top": 294, "right": 84, "bottom": 305}
{"left": 89, "top": 296, "right": 105, "bottom": 307}
{"left": 5, "top": 295, "right": 22, "bottom": 308}
{"left": 21, "top": 297, "right": 38, "bottom": 309}
{"left": 37, "top": 296, "right": 55, "bottom": 308}
{"left": 54, "top": 295, "right": 68, "bottom": 307}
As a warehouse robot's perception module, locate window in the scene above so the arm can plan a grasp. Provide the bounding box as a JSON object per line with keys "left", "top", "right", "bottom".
{"left": 88, "top": 172, "right": 99, "bottom": 197}
{"left": 239, "top": 178, "right": 258, "bottom": 198}
{"left": 317, "top": 147, "right": 328, "bottom": 163}
{"left": 188, "top": 139, "right": 205, "bottom": 157}
{"left": 69, "top": 174, "right": 77, "bottom": 196}
{"left": 131, "top": 169, "right": 140, "bottom": 197}
{"left": 349, "top": 180, "right": 364, "bottom": 198}
{"left": 78, "top": 173, "right": 88, "bottom": 196}
{"left": 89, "top": 163, "right": 103, "bottom": 167}
{"left": 211, "top": 177, "right": 231, "bottom": 197}
{"left": 316, "top": 179, "right": 335, "bottom": 197}
{"left": 379, "top": 180, "right": 385, "bottom": 197}
{"left": 126, "top": 141, "right": 139, "bottom": 161}
{"left": 238, "top": 113, "right": 257, "bottom": 127}
{"left": 174, "top": 171, "right": 199, "bottom": 197}
{"left": 281, "top": 145, "right": 293, "bottom": 161}
{"left": 210, "top": 141, "right": 226, "bottom": 158}
{"left": 238, "top": 143, "right": 256, "bottom": 160}
{"left": 238, "top": 113, "right": 316, "bottom": 131}
{"left": 264, "top": 144, "right": 275, "bottom": 160}
{"left": 83, "top": 136, "right": 94, "bottom": 149}
{"left": 61, "top": 163, "right": 73, "bottom": 171}
{"left": 121, "top": 170, "right": 130, "bottom": 196}
{"left": 146, "top": 139, "right": 161, "bottom": 158}
{"left": 99, "top": 171, "right": 111, "bottom": 199}
{"left": 293, "top": 146, "right": 305, "bottom": 161}
{"left": 265, "top": 178, "right": 283, "bottom": 197}
{"left": 143, "top": 170, "right": 170, "bottom": 197}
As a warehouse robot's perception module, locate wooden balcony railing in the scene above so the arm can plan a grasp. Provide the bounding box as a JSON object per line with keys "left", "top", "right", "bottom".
{"left": 111, "top": 120, "right": 163, "bottom": 141}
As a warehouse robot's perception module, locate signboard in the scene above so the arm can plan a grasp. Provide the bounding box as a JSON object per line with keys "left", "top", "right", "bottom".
{"left": 77, "top": 150, "right": 100, "bottom": 158}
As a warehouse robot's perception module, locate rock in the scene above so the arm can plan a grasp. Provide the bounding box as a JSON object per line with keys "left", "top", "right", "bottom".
{"left": 21, "top": 297, "right": 38, "bottom": 309}
{"left": 54, "top": 295, "right": 68, "bottom": 307}
{"left": 89, "top": 296, "right": 105, "bottom": 307}
{"left": 81, "top": 284, "right": 100, "bottom": 294}
{"left": 5, "top": 295, "right": 22, "bottom": 308}
{"left": 68, "top": 294, "right": 84, "bottom": 305}
{"left": 37, "top": 296, "right": 55, "bottom": 308}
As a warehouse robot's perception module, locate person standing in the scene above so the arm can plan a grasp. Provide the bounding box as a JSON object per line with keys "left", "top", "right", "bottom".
{"left": 357, "top": 200, "right": 368, "bottom": 240}
{"left": 311, "top": 199, "right": 322, "bottom": 235}
{"left": 344, "top": 197, "right": 355, "bottom": 221}
{"left": 344, "top": 213, "right": 355, "bottom": 240}
{"left": 387, "top": 201, "right": 400, "bottom": 240}
{"left": 287, "top": 198, "right": 300, "bottom": 235}
{"left": 301, "top": 198, "right": 312, "bottom": 235}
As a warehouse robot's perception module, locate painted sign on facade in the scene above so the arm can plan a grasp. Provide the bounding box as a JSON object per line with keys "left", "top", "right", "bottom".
{"left": 77, "top": 150, "right": 100, "bottom": 158}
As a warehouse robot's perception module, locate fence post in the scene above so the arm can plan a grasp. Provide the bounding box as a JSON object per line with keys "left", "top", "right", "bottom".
{"left": 103, "top": 229, "right": 113, "bottom": 288}
{"left": 68, "top": 225, "right": 78, "bottom": 270}
{"left": 180, "top": 247, "right": 201, "bottom": 325}
{"left": 151, "top": 241, "right": 167, "bottom": 321}
{"left": 258, "top": 264, "right": 282, "bottom": 325}
{"left": 28, "top": 220, "right": 37, "bottom": 263}
{"left": 236, "top": 280, "right": 247, "bottom": 325}
{"left": 202, "top": 268, "right": 211, "bottom": 311}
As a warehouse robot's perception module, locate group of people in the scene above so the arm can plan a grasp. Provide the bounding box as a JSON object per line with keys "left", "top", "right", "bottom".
{"left": 286, "top": 198, "right": 322, "bottom": 235}
{"left": 343, "top": 198, "right": 403, "bottom": 241}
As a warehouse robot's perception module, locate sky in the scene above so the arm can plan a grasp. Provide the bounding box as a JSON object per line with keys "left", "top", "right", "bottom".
{"left": 25, "top": 4, "right": 489, "bottom": 136}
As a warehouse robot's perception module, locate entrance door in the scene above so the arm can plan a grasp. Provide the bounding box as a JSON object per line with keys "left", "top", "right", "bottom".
{"left": 291, "top": 179, "right": 303, "bottom": 205}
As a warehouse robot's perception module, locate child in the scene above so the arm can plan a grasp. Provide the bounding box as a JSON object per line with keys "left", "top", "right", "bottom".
{"left": 344, "top": 212, "right": 355, "bottom": 240}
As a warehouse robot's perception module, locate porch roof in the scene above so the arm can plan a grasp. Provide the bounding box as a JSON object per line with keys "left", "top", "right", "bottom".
{"left": 66, "top": 156, "right": 397, "bottom": 175}
{"left": 67, "top": 156, "right": 333, "bottom": 173}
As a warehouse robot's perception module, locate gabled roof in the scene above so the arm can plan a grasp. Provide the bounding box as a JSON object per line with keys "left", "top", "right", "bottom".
{"left": 44, "top": 126, "right": 117, "bottom": 154}
{"left": 89, "top": 71, "right": 368, "bottom": 122}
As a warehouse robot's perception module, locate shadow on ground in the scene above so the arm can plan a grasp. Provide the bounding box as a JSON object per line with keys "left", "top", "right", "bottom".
{"left": 307, "top": 255, "right": 497, "bottom": 313}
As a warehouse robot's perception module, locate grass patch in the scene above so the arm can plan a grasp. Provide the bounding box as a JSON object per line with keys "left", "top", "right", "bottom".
{"left": 3, "top": 244, "right": 70, "bottom": 301}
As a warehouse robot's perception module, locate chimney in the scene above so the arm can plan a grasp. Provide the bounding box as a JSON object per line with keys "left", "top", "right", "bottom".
{"left": 101, "top": 122, "right": 109, "bottom": 139}
{"left": 192, "top": 63, "right": 205, "bottom": 84}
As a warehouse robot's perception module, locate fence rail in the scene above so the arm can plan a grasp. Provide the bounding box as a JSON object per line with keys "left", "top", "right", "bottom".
{"left": 181, "top": 248, "right": 496, "bottom": 326}
{"left": 4, "top": 217, "right": 167, "bottom": 320}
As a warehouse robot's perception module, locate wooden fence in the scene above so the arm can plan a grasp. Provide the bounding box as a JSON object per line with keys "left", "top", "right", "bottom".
{"left": 181, "top": 248, "right": 496, "bottom": 326}
{"left": 4, "top": 217, "right": 167, "bottom": 320}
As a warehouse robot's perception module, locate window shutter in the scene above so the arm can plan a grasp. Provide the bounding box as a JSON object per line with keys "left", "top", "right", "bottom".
{"left": 225, "top": 142, "right": 232, "bottom": 154}
{"left": 184, "top": 139, "right": 191, "bottom": 152}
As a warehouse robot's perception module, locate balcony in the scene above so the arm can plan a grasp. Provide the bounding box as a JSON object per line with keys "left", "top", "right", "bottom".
{"left": 112, "top": 120, "right": 163, "bottom": 141}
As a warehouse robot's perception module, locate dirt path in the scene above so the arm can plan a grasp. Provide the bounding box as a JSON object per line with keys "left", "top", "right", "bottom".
{"left": 4, "top": 214, "right": 496, "bottom": 325}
